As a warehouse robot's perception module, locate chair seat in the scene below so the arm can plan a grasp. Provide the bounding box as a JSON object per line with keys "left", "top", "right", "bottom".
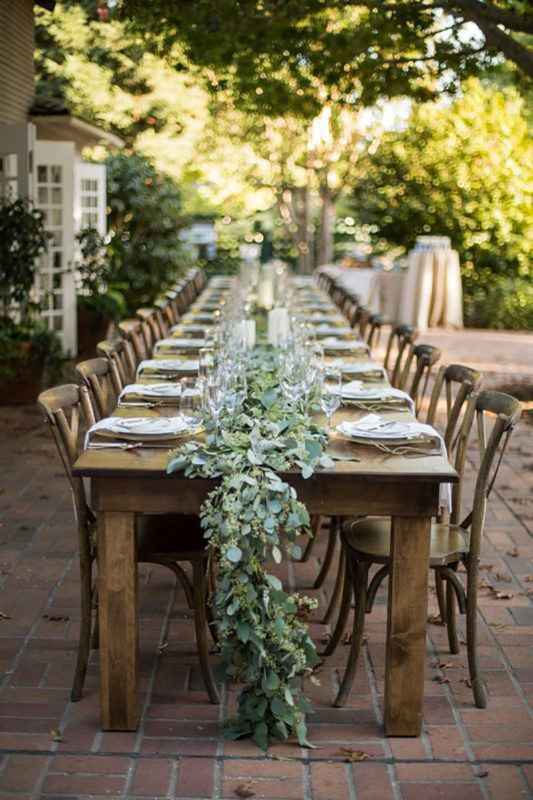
{"left": 136, "top": 514, "right": 206, "bottom": 561}
{"left": 342, "top": 516, "right": 469, "bottom": 566}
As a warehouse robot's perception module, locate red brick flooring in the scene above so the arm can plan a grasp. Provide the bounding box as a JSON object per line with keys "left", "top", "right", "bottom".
{"left": 0, "top": 333, "right": 532, "bottom": 799}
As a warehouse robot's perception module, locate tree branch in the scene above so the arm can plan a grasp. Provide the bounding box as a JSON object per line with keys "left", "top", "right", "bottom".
{"left": 445, "top": 0, "right": 533, "bottom": 34}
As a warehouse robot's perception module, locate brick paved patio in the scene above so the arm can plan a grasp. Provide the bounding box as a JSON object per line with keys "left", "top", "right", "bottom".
{"left": 0, "top": 329, "right": 532, "bottom": 799}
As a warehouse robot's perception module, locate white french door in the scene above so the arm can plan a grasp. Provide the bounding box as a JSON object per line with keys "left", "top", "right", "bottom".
{"left": 34, "top": 140, "right": 77, "bottom": 355}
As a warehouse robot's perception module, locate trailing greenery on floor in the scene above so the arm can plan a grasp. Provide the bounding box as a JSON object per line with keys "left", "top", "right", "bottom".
{"left": 167, "top": 348, "right": 333, "bottom": 748}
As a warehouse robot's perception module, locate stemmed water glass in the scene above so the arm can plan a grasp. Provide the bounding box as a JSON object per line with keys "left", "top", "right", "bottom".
{"left": 320, "top": 365, "right": 342, "bottom": 434}
{"left": 179, "top": 378, "right": 203, "bottom": 427}
{"left": 205, "top": 376, "right": 226, "bottom": 439}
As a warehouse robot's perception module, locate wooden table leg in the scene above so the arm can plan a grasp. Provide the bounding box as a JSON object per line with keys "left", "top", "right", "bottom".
{"left": 384, "top": 515, "right": 431, "bottom": 736}
{"left": 98, "top": 511, "right": 139, "bottom": 730}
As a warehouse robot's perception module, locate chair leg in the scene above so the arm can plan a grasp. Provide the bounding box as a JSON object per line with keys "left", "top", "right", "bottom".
{"left": 321, "top": 546, "right": 345, "bottom": 624}
{"left": 313, "top": 518, "right": 338, "bottom": 589}
{"left": 90, "top": 583, "right": 99, "bottom": 650}
{"left": 435, "top": 571, "right": 447, "bottom": 623}
{"left": 334, "top": 561, "right": 369, "bottom": 707}
{"left": 466, "top": 578, "right": 487, "bottom": 708}
{"left": 71, "top": 557, "right": 93, "bottom": 702}
{"left": 192, "top": 561, "right": 219, "bottom": 704}
{"left": 445, "top": 570, "right": 460, "bottom": 655}
{"left": 322, "top": 553, "right": 352, "bottom": 656}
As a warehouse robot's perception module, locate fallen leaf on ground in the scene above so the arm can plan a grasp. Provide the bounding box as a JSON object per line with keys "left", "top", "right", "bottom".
{"left": 494, "top": 572, "right": 512, "bottom": 583}
{"left": 506, "top": 547, "right": 520, "bottom": 557}
{"left": 50, "top": 728, "right": 63, "bottom": 742}
{"left": 475, "top": 769, "right": 489, "bottom": 778}
{"left": 438, "top": 662, "right": 458, "bottom": 670}
{"left": 479, "top": 564, "right": 494, "bottom": 571}
{"left": 489, "top": 588, "right": 514, "bottom": 600}
{"left": 336, "top": 747, "right": 370, "bottom": 762}
{"left": 234, "top": 782, "right": 255, "bottom": 798}
{"left": 523, "top": 575, "right": 533, "bottom": 583}
{"left": 460, "top": 678, "right": 472, "bottom": 688}
{"left": 433, "top": 675, "right": 450, "bottom": 684}
{"left": 0, "top": 612, "right": 11, "bottom": 620}
{"left": 157, "top": 641, "right": 168, "bottom": 653}
{"left": 427, "top": 614, "right": 445, "bottom": 626}
{"left": 43, "top": 614, "right": 70, "bottom": 622}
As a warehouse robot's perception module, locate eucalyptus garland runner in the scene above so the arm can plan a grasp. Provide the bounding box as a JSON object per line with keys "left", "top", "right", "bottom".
{"left": 167, "top": 348, "right": 333, "bottom": 749}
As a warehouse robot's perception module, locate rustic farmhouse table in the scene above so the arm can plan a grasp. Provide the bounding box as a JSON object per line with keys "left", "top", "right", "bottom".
{"left": 72, "top": 281, "right": 457, "bottom": 737}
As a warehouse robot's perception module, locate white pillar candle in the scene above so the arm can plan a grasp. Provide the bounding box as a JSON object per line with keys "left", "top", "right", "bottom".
{"left": 268, "top": 308, "right": 289, "bottom": 346}
{"left": 245, "top": 319, "right": 256, "bottom": 349}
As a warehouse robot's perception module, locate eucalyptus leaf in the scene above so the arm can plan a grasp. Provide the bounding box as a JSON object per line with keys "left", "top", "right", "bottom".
{"left": 226, "top": 545, "right": 243, "bottom": 563}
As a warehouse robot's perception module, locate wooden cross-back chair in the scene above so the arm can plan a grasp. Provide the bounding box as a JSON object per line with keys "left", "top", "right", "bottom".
{"left": 400, "top": 343, "right": 442, "bottom": 417}
{"left": 38, "top": 384, "right": 219, "bottom": 705}
{"left": 75, "top": 357, "right": 120, "bottom": 420}
{"left": 365, "top": 313, "right": 384, "bottom": 354}
{"left": 325, "top": 390, "right": 521, "bottom": 709}
{"left": 193, "top": 267, "right": 206, "bottom": 294}
{"left": 384, "top": 324, "right": 418, "bottom": 388}
{"left": 155, "top": 297, "right": 177, "bottom": 329}
{"left": 135, "top": 308, "right": 163, "bottom": 347}
{"left": 118, "top": 319, "right": 148, "bottom": 366}
{"left": 96, "top": 338, "right": 136, "bottom": 388}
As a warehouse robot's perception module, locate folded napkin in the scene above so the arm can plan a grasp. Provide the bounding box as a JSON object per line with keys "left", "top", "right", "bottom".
{"left": 137, "top": 359, "right": 198, "bottom": 379}
{"left": 309, "top": 315, "right": 345, "bottom": 324}
{"left": 315, "top": 326, "right": 353, "bottom": 337}
{"left": 332, "top": 361, "right": 386, "bottom": 380}
{"left": 119, "top": 383, "right": 181, "bottom": 404}
{"left": 322, "top": 337, "right": 369, "bottom": 351}
{"left": 182, "top": 313, "right": 216, "bottom": 324}
{"left": 338, "top": 381, "right": 414, "bottom": 411}
{"left": 169, "top": 324, "right": 207, "bottom": 336}
{"left": 336, "top": 415, "right": 450, "bottom": 509}
{"left": 154, "top": 338, "right": 203, "bottom": 353}
{"left": 85, "top": 415, "right": 198, "bottom": 447}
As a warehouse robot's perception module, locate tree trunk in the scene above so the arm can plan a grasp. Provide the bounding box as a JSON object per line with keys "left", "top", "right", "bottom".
{"left": 293, "top": 186, "right": 313, "bottom": 274}
{"left": 317, "top": 183, "right": 336, "bottom": 267}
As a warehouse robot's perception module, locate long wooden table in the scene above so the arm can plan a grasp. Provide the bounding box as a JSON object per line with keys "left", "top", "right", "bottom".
{"left": 73, "top": 278, "right": 457, "bottom": 736}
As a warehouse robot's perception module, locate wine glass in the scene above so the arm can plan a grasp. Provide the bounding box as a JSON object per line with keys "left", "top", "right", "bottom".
{"left": 179, "top": 378, "right": 203, "bottom": 427}
{"left": 320, "top": 366, "right": 342, "bottom": 433}
{"left": 199, "top": 347, "right": 214, "bottom": 382}
{"left": 205, "top": 377, "right": 226, "bottom": 438}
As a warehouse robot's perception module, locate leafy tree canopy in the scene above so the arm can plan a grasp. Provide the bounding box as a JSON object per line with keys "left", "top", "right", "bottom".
{"left": 118, "top": 0, "right": 532, "bottom": 117}
{"left": 35, "top": 2, "right": 276, "bottom": 217}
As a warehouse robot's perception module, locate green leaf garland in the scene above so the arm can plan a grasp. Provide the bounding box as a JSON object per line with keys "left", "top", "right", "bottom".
{"left": 167, "top": 348, "right": 332, "bottom": 748}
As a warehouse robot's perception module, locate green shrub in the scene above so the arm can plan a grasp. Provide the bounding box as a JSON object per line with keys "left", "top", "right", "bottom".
{"left": 105, "top": 152, "right": 188, "bottom": 313}
{"left": 463, "top": 270, "right": 533, "bottom": 330}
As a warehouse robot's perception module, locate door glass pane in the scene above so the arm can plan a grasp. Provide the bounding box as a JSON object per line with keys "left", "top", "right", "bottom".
{"left": 37, "top": 165, "right": 48, "bottom": 183}
{"left": 51, "top": 165, "right": 62, "bottom": 183}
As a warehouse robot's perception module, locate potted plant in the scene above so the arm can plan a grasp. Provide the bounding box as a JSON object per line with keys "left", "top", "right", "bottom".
{"left": 0, "top": 197, "right": 62, "bottom": 404}
{"left": 75, "top": 227, "right": 126, "bottom": 357}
